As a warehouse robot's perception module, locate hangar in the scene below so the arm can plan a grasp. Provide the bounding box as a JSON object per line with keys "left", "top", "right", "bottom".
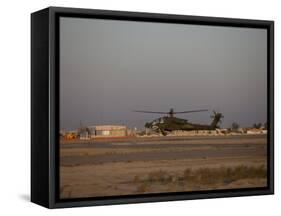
{"left": 89, "top": 125, "right": 128, "bottom": 138}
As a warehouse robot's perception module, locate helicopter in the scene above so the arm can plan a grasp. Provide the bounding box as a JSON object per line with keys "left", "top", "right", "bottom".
{"left": 133, "top": 108, "right": 224, "bottom": 136}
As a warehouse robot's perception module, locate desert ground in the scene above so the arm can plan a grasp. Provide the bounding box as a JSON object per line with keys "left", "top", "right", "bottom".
{"left": 60, "top": 134, "right": 267, "bottom": 199}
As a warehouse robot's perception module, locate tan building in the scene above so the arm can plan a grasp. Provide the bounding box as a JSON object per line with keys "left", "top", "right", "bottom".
{"left": 246, "top": 128, "right": 267, "bottom": 134}
{"left": 91, "top": 125, "right": 128, "bottom": 137}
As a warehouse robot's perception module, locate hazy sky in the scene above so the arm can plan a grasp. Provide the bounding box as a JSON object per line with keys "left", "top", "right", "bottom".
{"left": 60, "top": 17, "right": 267, "bottom": 130}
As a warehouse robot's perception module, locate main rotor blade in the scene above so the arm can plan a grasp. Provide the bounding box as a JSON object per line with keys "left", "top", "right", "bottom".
{"left": 133, "top": 110, "right": 169, "bottom": 114}
{"left": 174, "top": 109, "right": 208, "bottom": 114}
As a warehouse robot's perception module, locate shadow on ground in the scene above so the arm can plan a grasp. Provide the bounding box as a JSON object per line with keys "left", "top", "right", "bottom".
{"left": 19, "top": 194, "right": 30, "bottom": 202}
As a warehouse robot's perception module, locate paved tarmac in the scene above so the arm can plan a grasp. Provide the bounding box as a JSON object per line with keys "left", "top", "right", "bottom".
{"left": 60, "top": 135, "right": 267, "bottom": 166}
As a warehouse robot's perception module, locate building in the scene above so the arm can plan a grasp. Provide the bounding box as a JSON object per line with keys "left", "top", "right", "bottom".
{"left": 246, "top": 128, "right": 267, "bottom": 134}
{"left": 167, "top": 130, "right": 218, "bottom": 136}
{"left": 78, "top": 127, "right": 91, "bottom": 140}
{"left": 90, "top": 125, "right": 129, "bottom": 138}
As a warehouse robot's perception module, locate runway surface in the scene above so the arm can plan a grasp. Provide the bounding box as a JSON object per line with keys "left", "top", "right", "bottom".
{"left": 60, "top": 134, "right": 267, "bottom": 166}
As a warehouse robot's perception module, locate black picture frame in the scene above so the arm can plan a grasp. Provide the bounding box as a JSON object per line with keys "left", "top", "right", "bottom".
{"left": 31, "top": 6, "right": 274, "bottom": 208}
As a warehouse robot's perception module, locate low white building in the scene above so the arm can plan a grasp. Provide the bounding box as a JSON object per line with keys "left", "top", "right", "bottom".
{"left": 247, "top": 128, "right": 267, "bottom": 134}
{"left": 168, "top": 130, "right": 218, "bottom": 136}
{"left": 89, "top": 125, "right": 128, "bottom": 138}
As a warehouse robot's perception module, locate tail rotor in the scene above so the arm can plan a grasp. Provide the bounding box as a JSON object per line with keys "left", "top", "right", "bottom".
{"left": 210, "top": 110, "right": 224, "bottom": 127}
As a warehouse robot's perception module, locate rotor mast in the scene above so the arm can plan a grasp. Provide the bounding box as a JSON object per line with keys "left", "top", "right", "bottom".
{"left": 169, "top": 108, "right": 175, "bottom": 117}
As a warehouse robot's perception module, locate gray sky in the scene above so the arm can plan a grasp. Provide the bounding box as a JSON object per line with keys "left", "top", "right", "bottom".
{"left": 60, "top": 17, "right": 267, "bottom": 131}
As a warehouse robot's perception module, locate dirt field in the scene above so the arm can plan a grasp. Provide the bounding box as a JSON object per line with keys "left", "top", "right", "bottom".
{"left": 60, "top": 134, "right": 267, "bottom": 199}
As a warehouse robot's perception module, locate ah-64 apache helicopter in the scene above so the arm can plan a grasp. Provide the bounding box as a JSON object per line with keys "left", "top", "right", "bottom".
{"left": 133, "top": 108, "right": 224, "bottom": 136}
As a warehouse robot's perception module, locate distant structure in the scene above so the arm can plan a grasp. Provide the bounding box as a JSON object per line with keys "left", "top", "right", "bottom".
{"left": 92, "top": 125, "right": 128, "bottom": 137}
{"left": 246, "top": 128, "right": 267, "bottom": 135}
{"left": 76, "top": 125, "right": 136, "bottom": 139}
{"left": 78, "top": 127, "right": 91, "bottom": 140}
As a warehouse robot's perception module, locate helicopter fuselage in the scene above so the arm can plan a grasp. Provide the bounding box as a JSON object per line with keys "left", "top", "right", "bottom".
{"left": 145, "top": 114, "right": 222, "bottom": 135}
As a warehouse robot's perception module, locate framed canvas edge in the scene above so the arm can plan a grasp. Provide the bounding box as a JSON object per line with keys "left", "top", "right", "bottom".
{"left": 40, "top": 6, "right": 274, "bottom": 208}
{"left": 31, "top": 8, "right": 51, "bottom": 208}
